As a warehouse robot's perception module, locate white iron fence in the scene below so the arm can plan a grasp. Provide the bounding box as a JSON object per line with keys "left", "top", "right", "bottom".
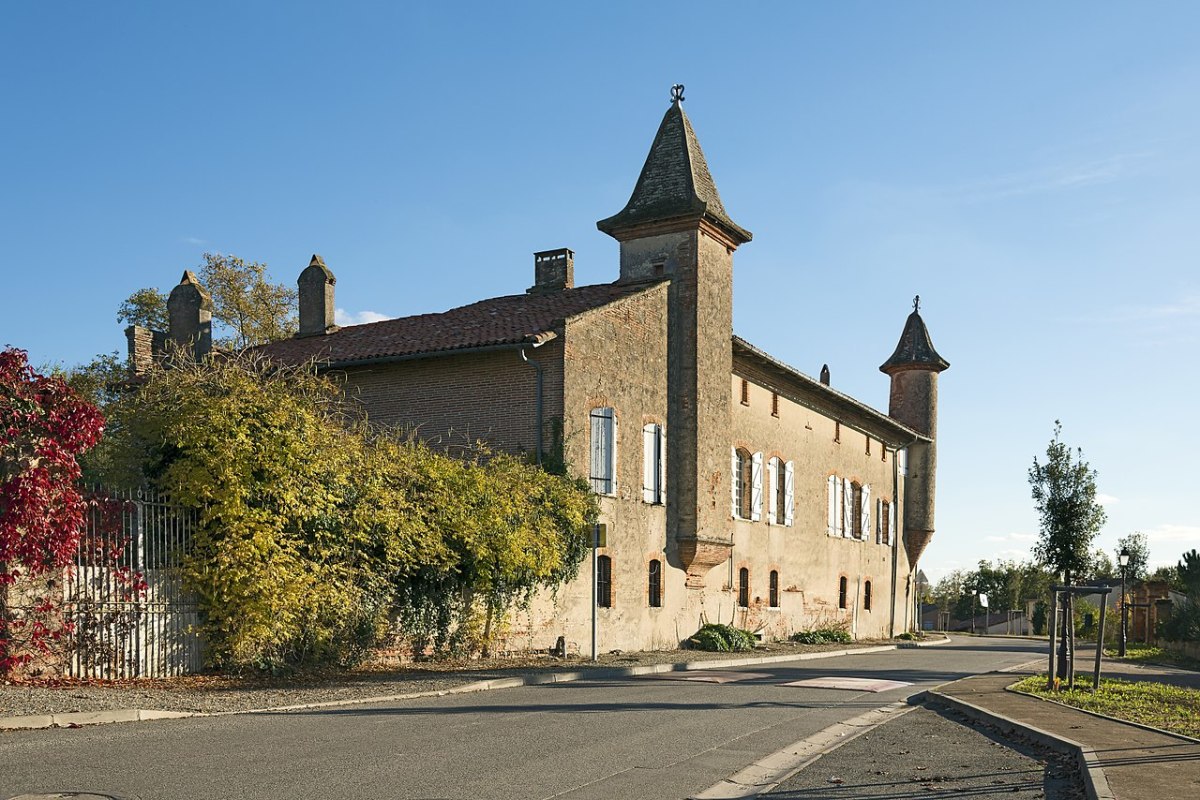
{"left": 64, "top": 488, "right": 203, "bottom": 678}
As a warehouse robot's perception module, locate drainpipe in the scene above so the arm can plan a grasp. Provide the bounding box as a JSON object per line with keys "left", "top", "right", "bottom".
{"left": 518, "top": 338, "right": 552, "bottom": 467}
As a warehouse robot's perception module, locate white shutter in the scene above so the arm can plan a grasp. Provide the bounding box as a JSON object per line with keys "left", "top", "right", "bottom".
{"left": 658, "top": 426, "right": 667, "bottom": 505}
{"left": 609, "top": 412, "right": 618, "bottom": 492}
{"left": 898, "top": 448, "right": 908, "bottom": 476}
{"left": 589, "top": 410, "right": 604, "bottom": 493}
{"left": 842, "top": 478, "right": 852, "bottom": 537}
{"left": 767, "top": 457, "right": 778, "bottom": 524}
{"left": 750, "top": 452, "right": 764, "bottom": 522}
{"left": 731, "top": 447, "right": 739, "bottom": 517}
{"left": 861, "top": 484, "right": 871, "bottom": 540}
{"left": 783, "top": 461, "right": 795, "bottom": 527}
{"left": 835, "top": 477, "right": 844, "bottom": 536}
{"left": 827, "top": 475, "right": 836, "bottom": 536}
{"left": 642, "top": 424, "right": 656, "bottom": 504}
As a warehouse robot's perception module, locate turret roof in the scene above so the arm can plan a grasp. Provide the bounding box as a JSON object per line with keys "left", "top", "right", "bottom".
{"left": 880, "top": 299, "right": 949, "bottom": 374}
{"left": 597, "top": 90, "right": 751, "bottom": 244}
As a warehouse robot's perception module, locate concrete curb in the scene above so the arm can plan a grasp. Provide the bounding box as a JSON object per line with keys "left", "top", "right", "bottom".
{"left": 921, "top": 688, "right": 1116, "bottom": 800}
{"left": 1, "top": 637, "right": 949, "bottom": 732}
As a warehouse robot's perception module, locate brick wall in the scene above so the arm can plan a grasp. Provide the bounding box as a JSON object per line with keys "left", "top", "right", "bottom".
{"left": 336, "top": 339, "right": 565, "bottom": 457}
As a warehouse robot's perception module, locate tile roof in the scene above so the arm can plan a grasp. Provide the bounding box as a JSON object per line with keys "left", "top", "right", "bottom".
{"left": 255, "top": 280, "right": 661, "bottom": 367}
{"left": 597, "top": 99, "right": 751, "bottom": 244}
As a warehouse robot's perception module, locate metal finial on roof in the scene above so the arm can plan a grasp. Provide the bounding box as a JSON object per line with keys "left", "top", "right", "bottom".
{"left": 670, "top": 84, "right": 685, "bottom": 104}
{"left": 913, "top": 295, "right": 921, "bottom": 313}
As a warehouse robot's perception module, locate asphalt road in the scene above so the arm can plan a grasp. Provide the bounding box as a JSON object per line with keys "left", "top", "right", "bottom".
{"left": 1, "top": 637, "right": 1044, "bottom": 800}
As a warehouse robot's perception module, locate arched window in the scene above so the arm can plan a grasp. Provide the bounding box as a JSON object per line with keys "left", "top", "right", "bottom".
{"left": 597, "top": 555, "right": 612, "bottom": 608}
{"left": 648, "top": 559, "right": 662, "bottom": 608}
{"left": 864, "top": 580, "right": 873, "bottom": 611}
{"left": 738, "top": 567, "right": 750, "bottom": 608}
{"left": 838, "top": 576, "right": 848, "bottom": 609}
{"left": 769, "top": 570, "right": 779, "bottom": 608}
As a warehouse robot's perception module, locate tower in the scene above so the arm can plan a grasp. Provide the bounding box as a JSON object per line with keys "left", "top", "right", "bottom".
{"left": 166, "top": 270, "right": 214, "bottom": 359}
{"left": 880, "top": 297, "right": 949, "bottom": 566}
{"left": 297, "top": 254, "right": 338, "bottom": 337}
{"left": 597, "top": 86, "right": 752, "bottom": 587}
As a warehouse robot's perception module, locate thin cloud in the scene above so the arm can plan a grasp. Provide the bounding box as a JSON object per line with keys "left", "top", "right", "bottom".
{"left": 949, "top": 152, "right": 1153, "bottom": 204}
{"left": 984, "top": 532, "right": 1036, "bottom": 544}
{"left": 182, "top": 236, "right": 208, "bottom": 246}
{"left": 335, "top": 308, "right": 392, "bottom": 326}
{"left": 1095, "top": 493, "right": 1120, "bottom": 506}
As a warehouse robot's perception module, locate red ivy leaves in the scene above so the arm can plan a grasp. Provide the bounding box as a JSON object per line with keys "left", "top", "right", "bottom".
{"left": 1, "top": 347, "right": 108, "bottom": 674}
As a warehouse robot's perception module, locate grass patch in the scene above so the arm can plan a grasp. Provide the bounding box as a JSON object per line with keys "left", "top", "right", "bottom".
{"left": 1011, "top": 674, "right": 1200, "bottom": 739}
{"left": 1102, "top": 643, "right": 1200, "bottom": 671}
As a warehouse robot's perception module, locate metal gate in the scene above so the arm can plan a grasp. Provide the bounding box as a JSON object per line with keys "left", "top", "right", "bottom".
{"left": 64, "top": 488, "right": 204, "bottom": 678}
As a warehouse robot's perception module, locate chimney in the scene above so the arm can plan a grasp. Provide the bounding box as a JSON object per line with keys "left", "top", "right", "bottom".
{"left": 297, "top": 254, "right": 338, "bottom": 337}
{"left": 820, "top": 364, "right": 830, "bottom": 386}
{"left": 528, "top": 248, "right": 574, "bottom": 294}
{"left": 167, "top": 270, "right": 213, "bottom": 359}
{"left": 125, "top": 325, "right": 167, "bottom": 378}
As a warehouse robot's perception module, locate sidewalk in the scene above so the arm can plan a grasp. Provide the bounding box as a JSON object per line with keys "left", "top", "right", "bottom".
{"left": 927, "top": 666, "right": 1200, "bottom": 800}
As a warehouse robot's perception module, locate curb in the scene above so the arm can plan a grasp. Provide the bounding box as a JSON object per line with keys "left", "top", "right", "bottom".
{"left": 921, "top": 688, "right": 1115, "bottom": 800}
{"left": 0, "top": 637, "right": 950, "bottom": 732}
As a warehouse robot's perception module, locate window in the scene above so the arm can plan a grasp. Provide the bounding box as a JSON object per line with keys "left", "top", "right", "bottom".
{"left": 642, "top": 423, "right": 665, "bottom": 504}
{"left": 738, "top": 567, "right": 750, "bottom": 608}
{"left": 838, "top": 576, "right": 848, "bottom": 609}
{"left": 648, "top": 559, "right": 662, "bottom": 607}
{"left": 864, "top": 580, "right": 873, "bottom": 611}
{"left": 865, "top": 435, "right": 871, "bottom": 456}
{"left": 880, "top": 500, "right": 891, "bottom": 545}
{"left": 771, "top": 392, "right": 779, "bottom": 417}
{"left": 740, "top": 378, "right": 749, "bottom": 405}
{"left": 597, "top": 555, "right": 612, "bottom": 608}
{"left": 834, "top": 420, "right": 840, "bottom": 443}
{"left": 767, "top": 458, "right": 794, "bottom": 526}
{"left": 769, "top": 570, "right": 779, "bottom": 608}
{"left": 731, "top": 448, "right": 761, "bottom": 520}
{"left": 589, "top": 407, "right": 617, "bottom": 495}
{"left": 851, "top": 482, "right": 863, "bottom": 539}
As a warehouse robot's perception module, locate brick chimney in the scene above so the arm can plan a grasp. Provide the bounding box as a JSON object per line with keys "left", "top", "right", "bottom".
{"left": 528, "top": 248, "right": 574, "bottom": 294}
{"left": 167, "top": 270, "right": 213, "bottom": 359}
{"left": 297, "top": 254, "right": 338, "bottom": 337}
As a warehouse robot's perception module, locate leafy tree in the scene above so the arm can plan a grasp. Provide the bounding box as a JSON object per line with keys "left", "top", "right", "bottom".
{"left": 1179, "top": 549, "right": 1200, "bottom": 594}
{"left": 200, "top": 253, "right": 296, "bottom": 348}
{"left": 117, "top": 288, "right": 169, "bottom": 330}
{"left": 119, "top": 252, "right": 297, "bottom": 350}
{"left": 0, "top": 348, "right": 106, "bottom": 675}
{"left": 1090, "top": 548, "right": 1115, "bottom": 581}
{"left": 1029, "top": 421, "right": 1108, "bottom": 583}
{"left": 1116, "top": 532, "right": 1150, "bottom": 583}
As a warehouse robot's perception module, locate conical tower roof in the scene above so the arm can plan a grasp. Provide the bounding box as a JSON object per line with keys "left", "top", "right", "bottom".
{"left": 597, "top": 88, "right": 751, "bottom": 245}
{"left": 880, "top": 297, "right": 949, "bottom": 374}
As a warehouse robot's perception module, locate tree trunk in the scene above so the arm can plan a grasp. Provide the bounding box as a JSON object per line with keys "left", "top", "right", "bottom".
{"left": 1056, "top": 573, "right": 1071, "bottom": 683}
{"left": 0, "top": 562, "right": 9, "bottom": 675}
{"left": 481, "top": 595, "right": 495, "bottom": 659}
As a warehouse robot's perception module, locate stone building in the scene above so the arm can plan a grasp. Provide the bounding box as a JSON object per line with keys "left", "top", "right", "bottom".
{"left": 133, "top": 91, "right": 949, "bottom": 651}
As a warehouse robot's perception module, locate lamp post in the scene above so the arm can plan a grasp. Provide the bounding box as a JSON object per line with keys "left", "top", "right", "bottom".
{"left": 1118, "top": 547, "right": 1130, "bottom": 657}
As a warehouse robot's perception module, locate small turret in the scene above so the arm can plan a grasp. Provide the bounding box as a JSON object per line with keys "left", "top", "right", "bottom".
{"left": 166, "top": 270, "right": 213, "bottom": 359}
{"left": 880, "top": 296, "right": 948, "bottom": 566}
{"left": 297, "top": 254, "right": 338, "bottom": 337}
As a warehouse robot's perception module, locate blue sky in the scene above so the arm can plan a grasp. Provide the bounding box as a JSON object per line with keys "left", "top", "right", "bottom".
{"left": 4, "top": 2, "right": 1198, "bottom": 582}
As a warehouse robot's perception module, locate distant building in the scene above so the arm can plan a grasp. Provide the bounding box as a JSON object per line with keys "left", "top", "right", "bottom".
{"left": 130, "top": 90, "right": 949, "bottom": 651}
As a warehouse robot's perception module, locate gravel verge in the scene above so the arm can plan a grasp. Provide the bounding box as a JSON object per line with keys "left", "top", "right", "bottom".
{"left": 0, "top": 639, "right": 899, "bottom": 717}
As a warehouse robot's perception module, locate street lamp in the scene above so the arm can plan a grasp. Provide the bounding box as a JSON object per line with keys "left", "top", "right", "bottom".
{"left": 1118, "top": 547, "right": 1130, "bottom": 657}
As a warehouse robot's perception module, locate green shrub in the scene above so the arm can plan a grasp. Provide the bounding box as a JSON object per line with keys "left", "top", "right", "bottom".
{"left": 790, "top": 627, "right": 852, "bottom": 645}
{"left": 688, "top": 623, "right": 756, "bottom": 652}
